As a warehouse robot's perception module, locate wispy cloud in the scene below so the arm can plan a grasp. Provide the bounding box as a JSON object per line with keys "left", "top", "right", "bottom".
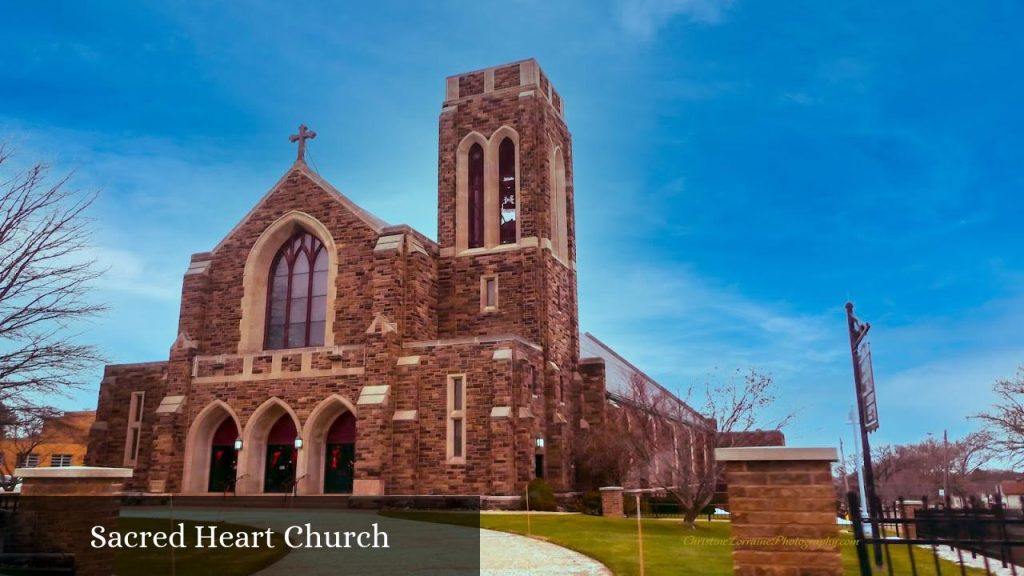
{"left": 581, "top": 262, "right": 845, "bottom": 383}
{"left": 87, "top": 246, "right": 181, "bottom": 302}
{"left": 618, "top": 0, "right": 736, "bottom": 39}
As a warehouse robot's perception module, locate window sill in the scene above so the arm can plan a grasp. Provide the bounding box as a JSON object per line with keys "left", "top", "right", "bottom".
{"left": 446, "top": 457, "right": 467, "bottom": 466}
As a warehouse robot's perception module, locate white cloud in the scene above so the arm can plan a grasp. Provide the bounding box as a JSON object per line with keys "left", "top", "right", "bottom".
{"left": 618, "top": 0, "right": 736, "bottom": 39}
{"left": 87, "top": 246, "right": 181, "bottom": 302}
{"left": 580, "top": 262, "right": 846, "bottom": 386}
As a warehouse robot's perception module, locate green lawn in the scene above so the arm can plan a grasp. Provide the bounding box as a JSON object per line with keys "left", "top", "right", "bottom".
{"left": 380, "top": 511, "right": 987, "bottom": 576}
{"left": 113, "top": 517, "right": 290, "bottom": 576}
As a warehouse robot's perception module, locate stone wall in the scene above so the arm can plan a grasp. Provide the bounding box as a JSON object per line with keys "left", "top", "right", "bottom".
{"left": 86, "top": 362, "right": 168, "bottom": 491}
{"left": 12, "top": 467, "right": 132, "bottom": 576}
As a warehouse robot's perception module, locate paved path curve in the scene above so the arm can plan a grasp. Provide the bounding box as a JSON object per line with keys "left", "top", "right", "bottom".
{"left": 480, "top": 527, "right": 612, "bottom": 576}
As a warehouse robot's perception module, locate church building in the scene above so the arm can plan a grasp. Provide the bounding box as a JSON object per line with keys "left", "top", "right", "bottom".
{"left": 86, "top": 59, "right": 711, "bottom": 497}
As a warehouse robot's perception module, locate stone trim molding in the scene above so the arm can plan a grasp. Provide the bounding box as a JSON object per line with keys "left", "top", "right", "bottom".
{"left": 16, "top": 466, "right": 134, "bottom": 479}
{"left": 396, "top": 355, "right": 421, "bottom": 366}
{"left": 155, "top": 395, "right": 185, "bottom": 414}
{"left": 190, "top": 345, "right": 365, "bottom": 384}
{"left": 392, "top": 410, "right": 418, "bottom": 421}
{"left": 357, "top": 385, "right": 390, "bottom": 406}
{"left": 185, "top": 258, "right": 211, "bottom": 275}
{"left": 715, "top": 447, "right": 838, "bottom": 461}
{"left": 491, "top": 349, "right": 512, "bottom": 361}
{"left": 403, "top": 334, "right": 542, "bottom": 352}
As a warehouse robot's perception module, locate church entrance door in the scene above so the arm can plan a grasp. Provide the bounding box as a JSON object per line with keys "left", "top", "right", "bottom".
{"left": 207, "top": 417, "right": 238, "bottom": 492}
{"left": 263, "top": 415, "right": 297, "bottom": 493}
{"left": 323, "top": 411, "right": 355, "bottom": 493}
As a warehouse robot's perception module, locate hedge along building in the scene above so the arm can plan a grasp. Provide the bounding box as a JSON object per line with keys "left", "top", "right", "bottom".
{"left": 86, "top": 59, "right": 713, "bottom": 497}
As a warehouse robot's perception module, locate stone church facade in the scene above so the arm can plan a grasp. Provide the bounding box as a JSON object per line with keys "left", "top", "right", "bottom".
{"left": 86, "top": 59, "right": 705, "bottom": 496}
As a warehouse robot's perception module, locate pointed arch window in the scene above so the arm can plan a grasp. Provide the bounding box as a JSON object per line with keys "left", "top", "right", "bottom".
{"left": 265, "top": 230, "right": 328, "bottom": 349}
{"left": 498, "top": 138, "right": 517, "bottom": 245}
{"left": 468, "top": 143, "right": 485, "bottom": 248}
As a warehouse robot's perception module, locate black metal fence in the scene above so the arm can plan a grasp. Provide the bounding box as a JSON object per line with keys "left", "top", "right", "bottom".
{"left": 848, "top": 490, "right": 1024, "bottom": 576}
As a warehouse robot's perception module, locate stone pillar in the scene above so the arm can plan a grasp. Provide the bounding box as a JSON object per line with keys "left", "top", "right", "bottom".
{"left": 899, "top": 499, "right": 924, "bottom": 539}
{"left": 716, "top": 447, "right": 841, "bottom": 576}
{"left": 13, "top": 466, "right": 133, "bottom": 576}
{"left": 599, "top": 486, "right": 624, "bottom": 518}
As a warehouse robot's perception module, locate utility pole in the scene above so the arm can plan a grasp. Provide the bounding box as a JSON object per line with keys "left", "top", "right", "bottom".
{"left": 944, "top": 429, "right": 951, "bottom": 509}
{"left": 839, "top": 438, "right": 850, "bottom": 495}
{"left": 848, "top": 407, "right": 867, "bottom": 519}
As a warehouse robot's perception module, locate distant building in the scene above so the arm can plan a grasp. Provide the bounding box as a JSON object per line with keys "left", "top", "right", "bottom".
{"left": 998, "top": 480, "right": 1024, "bottom": 510}
{"left": 0, "top": 411, "right": 95, "bottom": 470}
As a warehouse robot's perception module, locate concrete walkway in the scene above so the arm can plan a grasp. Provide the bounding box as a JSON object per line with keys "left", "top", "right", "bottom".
{"left": 121, "top": 507, "right": 611, "bottom": 576}
{"left": 479, "top": 527, "right": 611, "bottom": 576}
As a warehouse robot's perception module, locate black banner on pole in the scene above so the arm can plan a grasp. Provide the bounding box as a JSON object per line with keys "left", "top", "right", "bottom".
{"left": 857, "top": 341, "right": 879, "bottom": 433}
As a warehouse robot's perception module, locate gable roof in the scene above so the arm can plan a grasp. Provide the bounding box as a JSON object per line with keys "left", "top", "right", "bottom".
{"left": 581, "top": 332, "right": 709, "bottom": 427}
{"left": 1000, "top": 481, "right": 1024, "bottom": 496}
{"left": 211, "top": 160, "right": 389, "bottom": 254}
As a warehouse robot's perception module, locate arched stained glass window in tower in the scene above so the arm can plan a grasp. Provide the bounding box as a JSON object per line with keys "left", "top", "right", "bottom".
{"left": 265, "top": 230, "right": 328, "bottom": 349}
{"left": 468, "top": 143, "right": 485, "bottom": 248}
{"left": 498, "top": 138, "right": 517, "bottom": 245}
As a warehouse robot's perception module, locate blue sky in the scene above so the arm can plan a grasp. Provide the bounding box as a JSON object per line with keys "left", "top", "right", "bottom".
{"left": 3, "top": 1, "right": 1023, "bottom": 458}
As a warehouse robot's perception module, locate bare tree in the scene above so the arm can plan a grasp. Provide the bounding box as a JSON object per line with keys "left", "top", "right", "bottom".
{"left": 873, "top": 431, "right": 996, "bottom": 504}
{"left": 583, "top": 367, "right": 791, "bottom": 527}
{"left": 0, "top": 145, "right": 105, "bottom": 417}
{"left": 974, "top": 368, "right": 1024, "bottom": 469}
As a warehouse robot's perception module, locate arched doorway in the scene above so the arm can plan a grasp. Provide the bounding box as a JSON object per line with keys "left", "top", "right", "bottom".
{"left": 299, "top": 395, "right": 358, "bottom": 495}
{"left": 182, "top": 401, "right": 242, "bottom": 494}
{"left": 264, "top": 414, "right": 298, "bottom": 493}
{"left": 208, "top": 417, "right": 239, "bottom": 492}
{"left": 323, "top": 412, "right": 356, "bottom": 493}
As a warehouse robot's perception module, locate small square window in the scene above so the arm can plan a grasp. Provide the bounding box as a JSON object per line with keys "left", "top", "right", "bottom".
{"left": 50, "top": 454, "right": 73, "bottom": 467}
{"left": 17, "top": 453, "right": 39, "bottom": 468}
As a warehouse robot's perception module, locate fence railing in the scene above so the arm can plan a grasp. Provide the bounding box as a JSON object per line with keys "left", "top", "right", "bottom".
{"left": 848, "top": 490, "right": 1024, "bottom": 576}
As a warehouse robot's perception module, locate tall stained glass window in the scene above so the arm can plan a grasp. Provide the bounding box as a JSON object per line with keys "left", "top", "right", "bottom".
{"left": 265, "top": 231, "right": 328, "bottom": 349}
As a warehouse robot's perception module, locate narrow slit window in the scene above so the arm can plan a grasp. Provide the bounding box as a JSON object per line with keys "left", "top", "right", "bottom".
{"left": 468, "top": 143, "right": 485, "bottom": 248}
{"left": 481, "top": 275, "right": 498, "bottom": 311}
{"left": 124, "top": 391, "right": 145, "bottom": 467}
{"left": 448, "top": 375, "right": 467, "bottom": 461}
{"left": 498, "top": 138, "right": 517, "bottom": 245}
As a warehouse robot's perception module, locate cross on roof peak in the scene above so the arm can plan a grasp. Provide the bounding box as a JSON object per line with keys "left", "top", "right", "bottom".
{"left": 289, "top": 124, "right": 317, "bottom": 162}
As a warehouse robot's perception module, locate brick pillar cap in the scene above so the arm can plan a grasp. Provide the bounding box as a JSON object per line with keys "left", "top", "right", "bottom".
{"left": 715, "top": 447, "right": 838, "bottom": 462}
{"left": 599, "top": 486, "right": 624, "bottom": 491}
{"left": 15, "top": 466, "right": 134, "bottom": 479}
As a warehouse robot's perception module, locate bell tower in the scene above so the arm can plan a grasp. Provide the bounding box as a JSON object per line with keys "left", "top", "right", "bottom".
{"left": 435, "top": 59, "right": 578, "bottom": 371}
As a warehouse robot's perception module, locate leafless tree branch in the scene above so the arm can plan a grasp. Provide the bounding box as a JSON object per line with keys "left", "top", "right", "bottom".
{"left": 0, "top": 144, "right": 106, "bottom": 423}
